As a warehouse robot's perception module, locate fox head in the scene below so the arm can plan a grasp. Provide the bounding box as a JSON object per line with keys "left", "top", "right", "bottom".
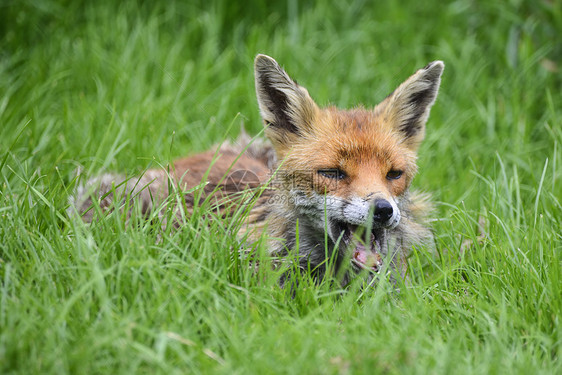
{"left": 254, "top": 54, "right": 444, "bottom": 275}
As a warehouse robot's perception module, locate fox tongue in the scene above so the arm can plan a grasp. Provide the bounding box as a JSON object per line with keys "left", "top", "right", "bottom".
{"left": 353, "top": 243, "right": 381, "bottom": 270}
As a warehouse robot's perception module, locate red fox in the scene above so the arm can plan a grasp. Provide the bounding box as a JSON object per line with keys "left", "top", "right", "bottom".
{"left": 73, "top": 54, "right": 444, "bottom": 286}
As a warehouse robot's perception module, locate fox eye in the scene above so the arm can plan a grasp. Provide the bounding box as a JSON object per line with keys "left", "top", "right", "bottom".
{"left": 318, "top": 169, "right": 346, "bottom": 180}
{"left": 386, "top": 170, "right": 403, "bottom": 180}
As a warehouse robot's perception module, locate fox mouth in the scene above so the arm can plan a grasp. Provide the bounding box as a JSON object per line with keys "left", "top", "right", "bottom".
{"left": 331, "top": 221, "right": 385, "bottom": 273}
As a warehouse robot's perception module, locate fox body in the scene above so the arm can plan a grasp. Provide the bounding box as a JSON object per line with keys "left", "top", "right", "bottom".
{"left": 74, "top": 55, "right": 444, "bottom": 285}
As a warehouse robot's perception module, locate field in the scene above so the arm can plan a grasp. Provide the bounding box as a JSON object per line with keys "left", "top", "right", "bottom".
{"left": 1, "top": 0, "right": 561, "bottom": 373}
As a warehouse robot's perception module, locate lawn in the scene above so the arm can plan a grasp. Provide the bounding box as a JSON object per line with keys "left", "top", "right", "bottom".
{"left": 1, "top": 0, "right": 561, "bottom": 373}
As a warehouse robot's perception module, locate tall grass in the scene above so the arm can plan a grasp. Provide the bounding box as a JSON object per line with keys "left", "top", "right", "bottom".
{"left": 1, "top": 0, "right": 561, "bottom": 373}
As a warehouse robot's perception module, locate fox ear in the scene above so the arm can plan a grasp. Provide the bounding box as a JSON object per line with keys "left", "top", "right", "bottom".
{"left": 254, "top": 54, "right": 318, "bottom": 142}
{"left": 380, "top": 61, "right": 444, "bottom": 149}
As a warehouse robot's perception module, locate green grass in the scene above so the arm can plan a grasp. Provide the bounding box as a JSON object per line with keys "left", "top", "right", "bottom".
{"left": 1, "top": 0, "right": 561, "bottom": 373}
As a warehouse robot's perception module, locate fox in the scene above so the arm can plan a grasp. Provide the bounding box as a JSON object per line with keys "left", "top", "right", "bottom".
{"left": 72, "top": 54, "right": 444, "bottom": 286}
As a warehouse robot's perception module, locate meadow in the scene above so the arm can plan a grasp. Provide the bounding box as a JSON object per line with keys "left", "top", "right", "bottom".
{"left": 1, "top": 0, "right": 561, "bottom": 373}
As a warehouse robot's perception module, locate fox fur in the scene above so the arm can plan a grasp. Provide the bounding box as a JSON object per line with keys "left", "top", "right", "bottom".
{"left": 71, "top": 55, "right": 444, "bottom": 286}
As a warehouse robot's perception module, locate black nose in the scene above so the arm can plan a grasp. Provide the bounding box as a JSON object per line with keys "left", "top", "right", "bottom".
{"left": 373, "top": 199, "right": 393, "bottom": 223}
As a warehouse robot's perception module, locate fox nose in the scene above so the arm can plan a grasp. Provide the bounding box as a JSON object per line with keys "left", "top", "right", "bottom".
{"left": 373, "top": 199, "right": 394, "bottom": 224}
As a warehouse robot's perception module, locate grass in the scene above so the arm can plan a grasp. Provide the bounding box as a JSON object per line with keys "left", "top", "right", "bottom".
{"left": 1, "top": 0, "right": 561, "bottom": 373}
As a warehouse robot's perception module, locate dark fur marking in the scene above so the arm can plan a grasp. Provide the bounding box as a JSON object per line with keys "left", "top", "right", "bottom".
{"left": 261, "top": 73, "right": 299, "bottom": 135}
{"left": 399, "top": 121, "right": 420, "bottom": 139}
{"left": 337, "top": 144, "right": 393, "bottom": 164}
{"left": 409, "top": 85, "right": 436, "bottom": 109}
{"left": 400, "top": 85, "right": 436, "bottom": 138}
